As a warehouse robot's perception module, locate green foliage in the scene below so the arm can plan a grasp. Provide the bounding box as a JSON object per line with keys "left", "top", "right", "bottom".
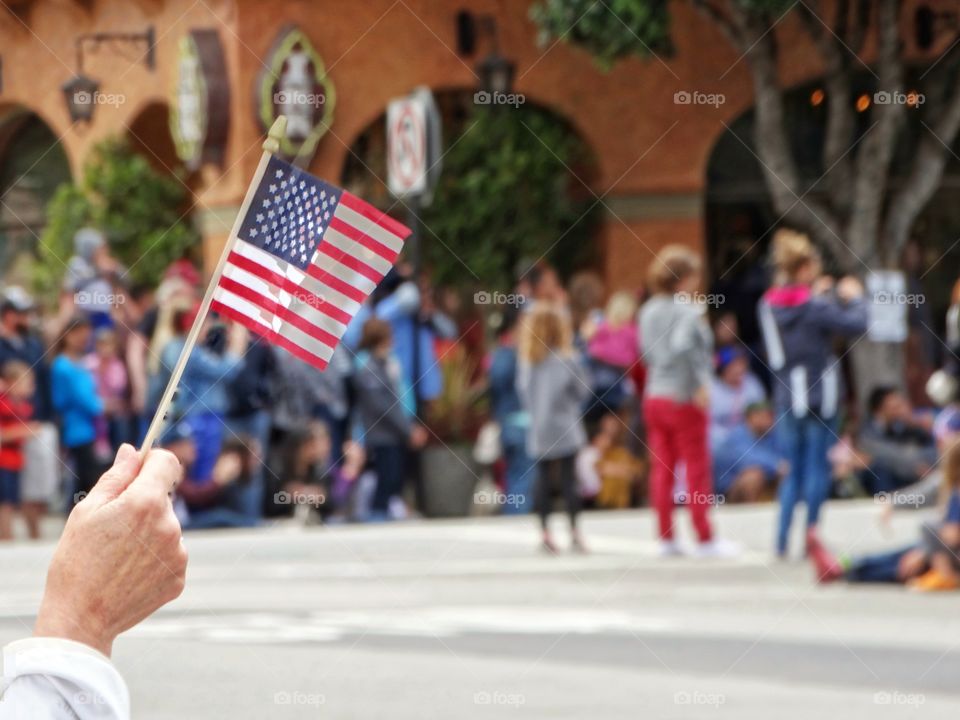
{"left": 36, "top": 138, "right": 197, "bottom": 301}
{"left": 530, "top": 0, "right": 673, "bottom": 69}
{"left": 420, "top": 105, "right": 597, "bottom": 289}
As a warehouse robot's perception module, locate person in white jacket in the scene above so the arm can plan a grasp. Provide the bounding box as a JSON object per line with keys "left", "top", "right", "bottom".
{"left": 1, "top": 443, "right": 187, "bottom": 719}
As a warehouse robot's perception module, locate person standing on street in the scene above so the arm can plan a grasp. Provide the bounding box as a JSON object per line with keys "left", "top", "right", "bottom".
{"left": 639, "top": 245, "right": 737, "bottom": 558}
{"left": 758, "top": 229, "right": 868, "bottom": 558}
{"left": 517, "top": 302, "right": 590, "bottom": 553}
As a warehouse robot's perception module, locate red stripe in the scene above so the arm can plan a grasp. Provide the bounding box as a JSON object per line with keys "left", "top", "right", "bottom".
{"left": 217, "top": 276, "right": 340, "bottom": 349}
{"left": 339, "top": 192, "right": 412, "bottom": 240}
{"left": 328, "top": 215, "right": 398, "bottom": 263}
{"left": 317, "top": 242, "right": 382, "bottom": 283}
{"left": 211, "top": 300, "right": 328, "bottom": 370}
{"left": 303, "top": 264, "right": 367, "bottom": 304}
{"left": 226, "top": 251, "right": 352, "bottom": 326}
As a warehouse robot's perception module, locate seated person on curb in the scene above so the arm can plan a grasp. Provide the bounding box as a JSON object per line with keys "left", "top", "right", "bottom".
{"left": 859, "top": 386, "right": 937, "bottom": 495}
{"left": 712, "top": 402, "right": 786, "bottom": 503}
{"left": 709, "top": 347, "right": 767, "bottom": 448}
{"left": 164, "top": 422, "right": 257, "bottom": 530}
{"left": 808, "top": 436, "right": 960, "bottom": 592}
{"left": 0, "top": 445, "right": 187, "bottom": 718}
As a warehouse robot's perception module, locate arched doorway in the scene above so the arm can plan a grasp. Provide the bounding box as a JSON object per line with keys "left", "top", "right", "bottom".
{"left": 0, "top": 107, "right": 72, "bottom": 276}
{"left": 340, "top": 89, "right": 600, "bottom": 289}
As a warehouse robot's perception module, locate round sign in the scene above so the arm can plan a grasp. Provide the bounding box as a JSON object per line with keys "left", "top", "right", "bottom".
{"left": 387, "top": 102, "right": 426, "bottom": 195}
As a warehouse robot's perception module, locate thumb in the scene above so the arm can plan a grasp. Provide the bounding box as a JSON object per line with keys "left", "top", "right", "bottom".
{"left": 85, "top": 444, "right": 143, "bottom": 505}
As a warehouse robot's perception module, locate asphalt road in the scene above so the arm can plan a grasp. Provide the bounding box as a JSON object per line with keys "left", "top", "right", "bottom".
{"left": 1, "top": 500, "right": 958, "bottom": 718}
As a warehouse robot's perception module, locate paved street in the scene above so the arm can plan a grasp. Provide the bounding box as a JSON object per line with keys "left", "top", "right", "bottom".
{"left": 2, "top": 500, "right": 959, "bottom": 719}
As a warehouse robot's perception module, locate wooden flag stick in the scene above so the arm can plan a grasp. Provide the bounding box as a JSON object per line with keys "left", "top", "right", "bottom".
{"left": 139, "top": 116, "right": 288, "bottom": 455}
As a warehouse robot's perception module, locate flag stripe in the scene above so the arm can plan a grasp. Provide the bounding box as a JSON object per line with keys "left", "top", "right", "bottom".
{"left": 339, "top": 192, "right": 411, "bottom": 243}
{"left": 323, "top": 226, "right": 395, "bottom": 277}
{"left": 328, "top": 215, "right": 399, "bottom": 263}
{"left": 305, "top": 260, "right": 375, "bottom": 302}
{"left": 217, "top": 276, "right": 341, "bottom": 350}
{"left": 212, "top": 299, "right": 330, "bottom": 370}
{"left": 317, "top": 242, "right": 382, "bottom": 283}
{"left": 225, "top": 250, "right": 352, "bottom": 326}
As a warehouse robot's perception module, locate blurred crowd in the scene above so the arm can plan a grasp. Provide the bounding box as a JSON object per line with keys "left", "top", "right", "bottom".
{"left": 1, "top": 225, "right": 960, "bottom": 589}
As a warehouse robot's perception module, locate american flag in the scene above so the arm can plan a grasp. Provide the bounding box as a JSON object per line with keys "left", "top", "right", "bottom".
{"left": 210, "top": 155, "right": 410, "bottom": 370}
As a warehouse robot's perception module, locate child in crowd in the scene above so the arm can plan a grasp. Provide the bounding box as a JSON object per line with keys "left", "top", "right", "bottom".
{"left": 518, "top": 302, "right": 590, "bottom": 553}
{"left": 585, "top": 291, "right": 639, "bottom": 423}
{"left": 639, "top": 245, "right": 737, "bottom": 557}
{"left": 85, "top": 327, "right": 130, "bottom": 458}
{"left": 809, "top": 437, "right": 960, "bottom": 591}
{"left": 0, "top": 361, "right": 39, "bottom": 540}
{"left": 576, "top": 413, "right": 645, "bottom": 510}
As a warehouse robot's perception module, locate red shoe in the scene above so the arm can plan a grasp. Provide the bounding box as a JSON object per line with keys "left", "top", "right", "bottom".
{"left": 806, "top": 529, "right": 843, "bottom": 583}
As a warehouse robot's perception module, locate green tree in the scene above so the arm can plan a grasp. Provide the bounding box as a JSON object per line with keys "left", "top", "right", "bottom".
{"left": 420, "top": 104, "right": 597, "bottom": 289}
{"left": 37, "top": 138, "right": 197, "bottom": 299}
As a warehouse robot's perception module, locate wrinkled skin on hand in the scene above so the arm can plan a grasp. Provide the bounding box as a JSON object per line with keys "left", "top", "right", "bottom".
{"left": 34, "top": 444, "right": 188, "bottom": 656}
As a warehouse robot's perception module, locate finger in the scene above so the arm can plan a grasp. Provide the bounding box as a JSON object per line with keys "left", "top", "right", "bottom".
{"left": 85, "top": 444, "right": 143, "bottom": 504}
{"left": 128, "top": 448, "right": 183, "bottom": 497}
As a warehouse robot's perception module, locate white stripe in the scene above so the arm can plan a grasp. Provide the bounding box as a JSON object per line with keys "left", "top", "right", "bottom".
{"left": 334, "top": 203, "right": 405, "bottom": 253}
{"left": 790, "top": 366, "right": 808, "bottom": 418}
{"left": 312, "top": 251, "right": 377, "bottom": 296}
{"left": 323, "top": 226, "right": 393, "bottom": 277}
{"left": 232, "top": 240, "right": 362, "bottom": 316}
{"left": 821, "top": 363, "right": 839, "bottom": 418}
{"left": 221, "top": 262, "right": 346, "bottom": 337}
{"left": 758, "top": 301, "right": 785, "bottom": 370}
{"left": 212, "top": 286, "right": 334, "bottom": 361}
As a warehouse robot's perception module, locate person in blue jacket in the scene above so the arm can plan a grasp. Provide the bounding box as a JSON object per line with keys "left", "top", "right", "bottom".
{"left": 758, "top": 229, "right": 868, "bottom": 557}
{"left": 51, "top": 315, "right": 104, "bottom": 505}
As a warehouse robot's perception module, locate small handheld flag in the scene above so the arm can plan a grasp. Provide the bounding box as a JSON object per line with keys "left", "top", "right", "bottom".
{"left": 140, "top": 117, "right": 411, "bottom": 453}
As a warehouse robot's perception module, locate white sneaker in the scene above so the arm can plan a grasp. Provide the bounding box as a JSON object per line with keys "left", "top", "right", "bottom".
{"left": 694, "top": 538, "right": 741, "bottom": 559}
{"left": 658, "top": 540, "right": 686, "bottom": 558}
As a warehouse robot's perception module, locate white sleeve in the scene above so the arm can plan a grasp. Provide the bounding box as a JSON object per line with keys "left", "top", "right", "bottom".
{"left": 0, "top": 638, "right": 130, "bottom": 720}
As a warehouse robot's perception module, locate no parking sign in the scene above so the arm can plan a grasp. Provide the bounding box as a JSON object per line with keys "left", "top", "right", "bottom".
{"left": 386, "top": 88, "right": 441, "bottom": 204}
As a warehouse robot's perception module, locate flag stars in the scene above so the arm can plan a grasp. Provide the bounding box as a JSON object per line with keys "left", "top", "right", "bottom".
{"left": 275, "top": 169, "right": 283, "bottom": 179}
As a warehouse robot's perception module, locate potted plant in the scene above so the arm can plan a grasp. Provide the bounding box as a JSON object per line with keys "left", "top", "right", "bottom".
{"left": 420, "top": 345, "right": 487, "bottom": 517}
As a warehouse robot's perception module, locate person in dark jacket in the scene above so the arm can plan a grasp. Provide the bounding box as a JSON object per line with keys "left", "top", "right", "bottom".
{"left": 352, "top": 318, "right": 426, "bottom": 521}
{"left": 758, "top": 229, "right": 868, "bottom": 557}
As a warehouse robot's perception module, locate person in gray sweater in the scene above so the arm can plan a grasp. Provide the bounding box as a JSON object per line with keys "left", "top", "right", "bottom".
{"left": 639, "top": 245, "right": 738, "bottom": 558}
{"left": 517, "top": 302, "right": 590, "bottom": 553}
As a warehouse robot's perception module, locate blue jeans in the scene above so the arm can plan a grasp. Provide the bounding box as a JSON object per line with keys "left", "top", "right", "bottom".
{"left": 502, "top": 442, "right": 535, "bottom": 515}
{"left": 224, "top": 410, "right": 270, "bottom": 523}
{"left": 845, "top": 546, "right": 914, "bottom": 583}
{"left": 776, "top": 413, "right": 835, "bottom": 554}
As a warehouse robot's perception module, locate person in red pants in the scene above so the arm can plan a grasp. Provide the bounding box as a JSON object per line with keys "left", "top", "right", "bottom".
{"left": 638, "top": 245, "right": 739, "bottom": 558}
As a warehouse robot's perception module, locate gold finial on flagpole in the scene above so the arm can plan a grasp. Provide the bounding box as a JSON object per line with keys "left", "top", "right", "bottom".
{"left": 263, "top": 116, "right": 287, "bottom": 154}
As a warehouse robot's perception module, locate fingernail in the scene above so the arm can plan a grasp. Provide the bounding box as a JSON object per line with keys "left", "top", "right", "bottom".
{"left": 116, "top": 444, "right": 135, "bottom": 464}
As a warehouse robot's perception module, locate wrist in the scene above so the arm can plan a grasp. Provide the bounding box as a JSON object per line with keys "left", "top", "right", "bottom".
{"left": 34, "top": 596, "right": 115, "bottom": 657}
